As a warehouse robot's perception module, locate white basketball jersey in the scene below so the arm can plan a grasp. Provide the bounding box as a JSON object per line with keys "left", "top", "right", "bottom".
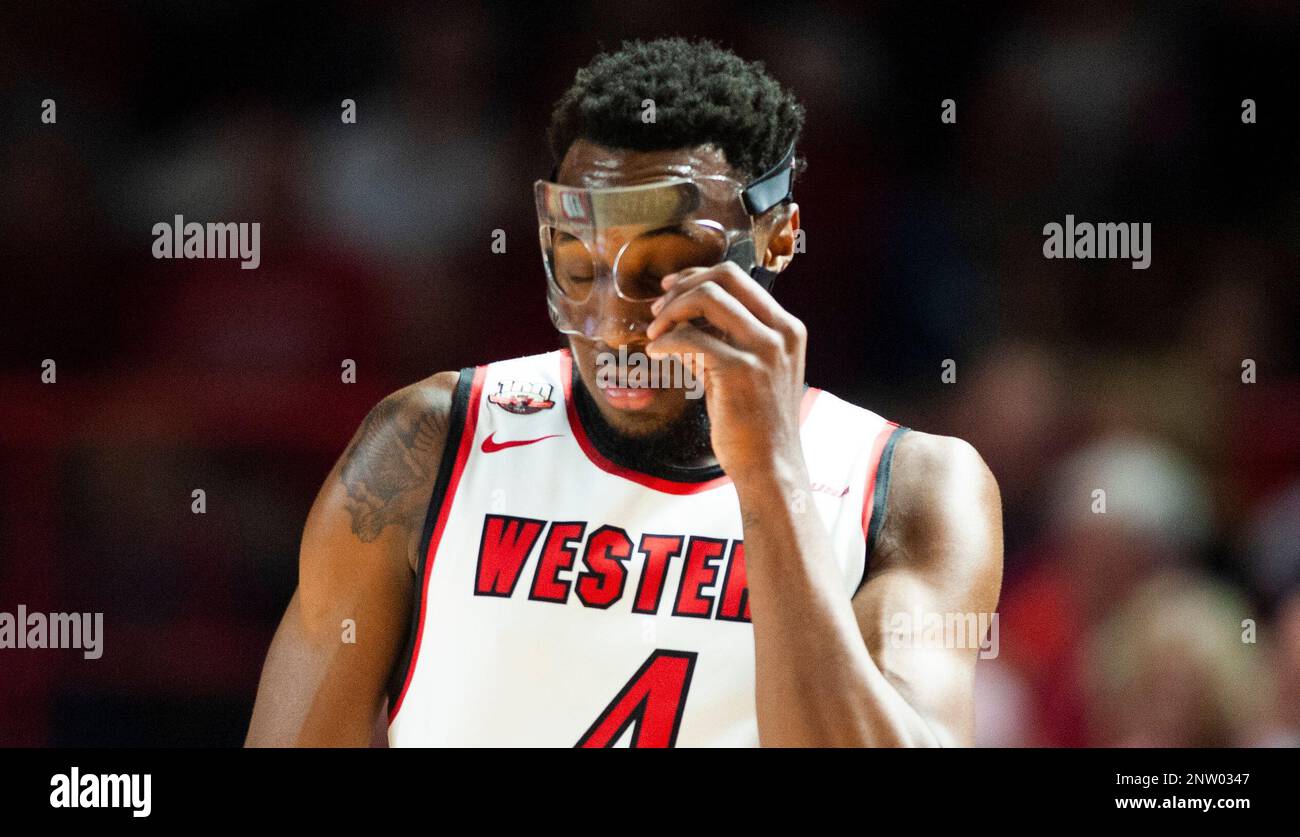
{"left": 386, "top": 347, "right": 907, "bottom": 747}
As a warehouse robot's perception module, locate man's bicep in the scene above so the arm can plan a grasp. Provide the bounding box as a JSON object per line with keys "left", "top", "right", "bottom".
{"left": 246, "top": 373, "right": 459, "bottom": 746}
{"left": 850, "top": 566, "right": 979, "bottom": 746}
{"left": 245, "top": 461, "right": 419, "bottom": 746}
{"left": 850, "top": 431, "right": 1004, "bottom": 746}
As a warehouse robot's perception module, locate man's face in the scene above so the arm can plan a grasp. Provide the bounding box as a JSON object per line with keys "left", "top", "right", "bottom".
{"left": 554, "top": 138, "right": 741, "bottom": 439}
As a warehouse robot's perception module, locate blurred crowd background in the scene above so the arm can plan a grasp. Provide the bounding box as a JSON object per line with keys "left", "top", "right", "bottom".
{"left": 1, "top": 1, "right": 1297, "bottom": 746}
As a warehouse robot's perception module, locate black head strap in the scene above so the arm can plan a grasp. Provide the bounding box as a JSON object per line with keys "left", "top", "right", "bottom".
{"left": 740, "top": 142, "right": 797, "bottom": 216}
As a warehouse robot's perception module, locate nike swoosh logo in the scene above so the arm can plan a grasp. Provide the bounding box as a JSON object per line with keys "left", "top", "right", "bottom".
{"left": 481, "top": 432, "right": 562, "bottom": 454}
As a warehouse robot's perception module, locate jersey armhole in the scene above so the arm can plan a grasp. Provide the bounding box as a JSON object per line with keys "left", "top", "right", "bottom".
{"left": 385, "top": 366, "right": 479, "bottom": 715}
{"left": 854, "top": 424, "right": 909, "bottom": 597}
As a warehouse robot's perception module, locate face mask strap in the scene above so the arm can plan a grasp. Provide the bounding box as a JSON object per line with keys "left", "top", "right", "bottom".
{"left": 740, "top": 142, "right": 797, "bottom": 216}
{"left": 739, "top": 142, "right": 797, "bottom": 293}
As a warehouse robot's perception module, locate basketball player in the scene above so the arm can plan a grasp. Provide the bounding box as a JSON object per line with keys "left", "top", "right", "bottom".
{"left": 246, "top": 37, "right": 1002, "bottom": 747}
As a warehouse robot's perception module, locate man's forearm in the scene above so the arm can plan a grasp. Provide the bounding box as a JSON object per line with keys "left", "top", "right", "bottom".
{"left": 734, "top": 456, "right": 941, "bottom": 747}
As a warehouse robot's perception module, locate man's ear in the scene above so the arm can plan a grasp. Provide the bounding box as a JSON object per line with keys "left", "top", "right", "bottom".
{"left": 759, "top": 202, "right": 800, "bottom": 273}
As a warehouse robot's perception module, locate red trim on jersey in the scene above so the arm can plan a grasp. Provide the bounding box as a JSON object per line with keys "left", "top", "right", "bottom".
{"left": 388, "top": 364, "right": 487, "bottom": 724}
{"left": 558, "top": 348, "right": 820, "bottom": 495}
{"left": 860, "top": 420, "right": 901, "bottom": 542}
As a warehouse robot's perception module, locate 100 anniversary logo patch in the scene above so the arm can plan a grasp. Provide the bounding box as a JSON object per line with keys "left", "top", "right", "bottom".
{"left": 488, "top": 380, "right": 556, "bottom": 415}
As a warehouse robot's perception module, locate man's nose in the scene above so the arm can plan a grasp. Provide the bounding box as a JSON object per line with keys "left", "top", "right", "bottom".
{"left": 581, "top": 274, "right": 653, "bottom": 343}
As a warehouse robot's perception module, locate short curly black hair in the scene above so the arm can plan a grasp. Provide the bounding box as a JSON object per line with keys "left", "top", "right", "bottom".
{"left": 547, "top": 37, "right": 806, "bottom": 187}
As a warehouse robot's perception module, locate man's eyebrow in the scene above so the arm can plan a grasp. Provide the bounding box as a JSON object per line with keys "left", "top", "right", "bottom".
{"left": 633, "top": 224, "right": 702, "bottom": 240}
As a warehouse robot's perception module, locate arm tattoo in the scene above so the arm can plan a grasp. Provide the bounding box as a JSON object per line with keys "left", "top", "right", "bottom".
{"left": 339, "top": 394, "right": 447, "bottom": 543}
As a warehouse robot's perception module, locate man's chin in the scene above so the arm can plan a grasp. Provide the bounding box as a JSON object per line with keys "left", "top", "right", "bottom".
{"left": 565, "top": 335, "right": 703, "bottom": 440}
{"left": 572, "top": 360, "right": 715, "bottom": 470}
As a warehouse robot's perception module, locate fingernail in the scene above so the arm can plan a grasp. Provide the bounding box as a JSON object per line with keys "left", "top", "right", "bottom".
{"left": 662, "top": 273, "right": 678, "bottom": 288}
{"left": 650, "top": 297, "right": 664, "bottom": 314}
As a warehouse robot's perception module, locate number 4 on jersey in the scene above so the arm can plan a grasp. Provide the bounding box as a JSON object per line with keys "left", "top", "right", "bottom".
{"left": 576, "top": 650, "right": 698, "bottom": 748}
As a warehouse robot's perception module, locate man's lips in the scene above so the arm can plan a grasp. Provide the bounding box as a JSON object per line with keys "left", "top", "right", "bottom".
{"left": 599, "top": 382, "right": 657, "bottom": 410}
{"left": 583, "top": 343, "right": 683, "bottom": 411}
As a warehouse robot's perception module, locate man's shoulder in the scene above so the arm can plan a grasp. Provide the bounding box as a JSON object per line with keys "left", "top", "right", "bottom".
{"left": 336, "top": 371, "right": 462, "bottom": 548}
{"left": 401, "top": 369, "right": 464, "bottom": 409}
{"left": 807, "top": 387, "right": 988, "bottom": 474}
{"left": 891, "top": 430, "right": 992, "bottom": 488}
{"left": 362, "top": 370, "right": 462, "bottom": 437}
{"left": 811, "top": 384, "right": 1000, "bottom": 554}
{"left": 875, "top": 427, "right": 1003, "bottom": 574}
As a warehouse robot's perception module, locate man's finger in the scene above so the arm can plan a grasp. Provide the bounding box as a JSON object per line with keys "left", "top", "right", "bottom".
{"left": 647, "top": 279, "right": 778, "bottom": 350}
{"left": 645, "top": 322, "right": 750, "bottom": 371}
{"left": 661, "top": 261, "right": 788, "bottom": 332}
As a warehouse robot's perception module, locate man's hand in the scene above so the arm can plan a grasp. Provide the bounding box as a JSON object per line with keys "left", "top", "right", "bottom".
{"left": 645, "top": 262, "right": 807, "bottom": 479}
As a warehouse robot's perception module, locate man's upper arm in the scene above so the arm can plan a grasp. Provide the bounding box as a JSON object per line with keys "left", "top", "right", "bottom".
{"left": 850, "top": 430, "right": 1004, "bottom": 746}
{"left": 245, "top": 370, "right": 460, "bottom": 746}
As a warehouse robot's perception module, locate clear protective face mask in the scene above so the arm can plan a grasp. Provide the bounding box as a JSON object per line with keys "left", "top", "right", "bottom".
{"left": 534, "top": 143, "right": 796, "bottom": 340}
